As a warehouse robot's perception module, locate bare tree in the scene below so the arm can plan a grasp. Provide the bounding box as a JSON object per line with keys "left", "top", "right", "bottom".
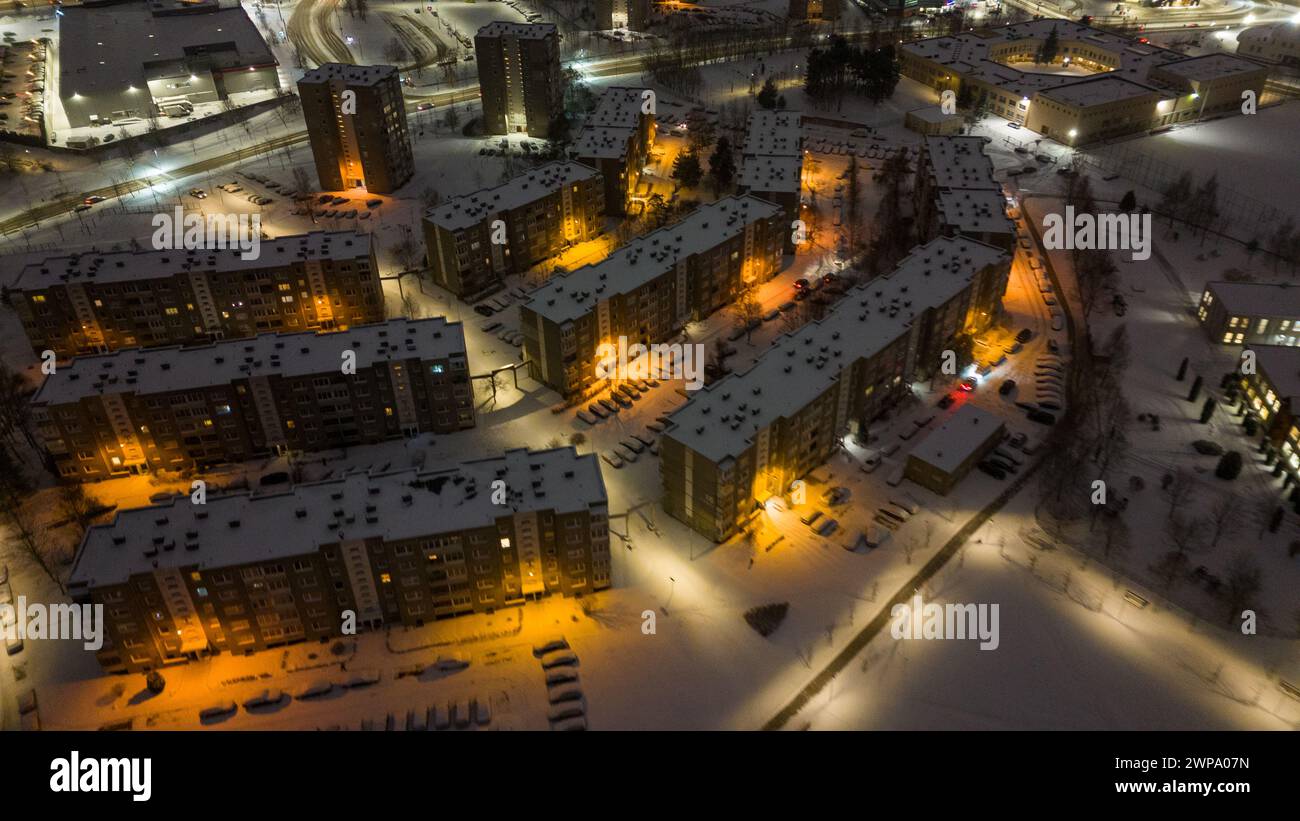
{"left": 1205, "top": 492, "right": 1240, "bottom": 551}
{"left": 1221, "top": 550, "right": 1262, "bottom": 625}
{"left": 1157, "top": 513, "right": 1202, "bottom": 590}
{"left": 1164, "top": 469, "right": 1195, "bottom": 522}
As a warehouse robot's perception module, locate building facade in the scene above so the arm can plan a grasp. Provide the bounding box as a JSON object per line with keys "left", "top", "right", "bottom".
{"left": 572, "top": 87, "right": 656, "bottom": 216}
{"left": 596, "top": 0, "right": 651, "bottom": 30}
{"left": 788, "top": 0, "right": 841, "bottom": 22}
{"left": 475, "top": 22, "right": 562, "bottom": 137}
{"left": 1197, "top": 281, "right": 1300, "bottom": 347}
{"left": 32, "top": 318, "right": 474, "bottom": 480}
{"left": 8, "top": 231, "right": 382, "bottom": 358}
{"left": 298, "top": 63, "right": 414, "bottom": 194}
{"left": 520, "top": 196, "right": 785, "bottom": 399}
{"left": 905, "top": 403, "right": 1005, "bottom": 495}
{"left": 660, "top": 236, "right": 1010, "bottom": 541}
{"left": 1237, "top": 345, "right": 1300, "bottom": 483}
{"left": 68, "top": 447, "right": 609, "bottom": 673}
{"left": 421, "top": 161, "right": 605, "bottom": 301}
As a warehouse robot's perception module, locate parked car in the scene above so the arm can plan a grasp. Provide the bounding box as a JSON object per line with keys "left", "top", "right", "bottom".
{"left": 1027, "top": 408, "right": 1057, "bottom": 425}
{"left": 800, "top": 509, "right": 823, "bottom": 527}
{"left": 999, "top": 378, "right": 1016, "bottom": 396}
{"left": 937, "top": 393, "right": 956, "bottom": 409}
{"left": 601, "top": 451, "right": 625, "bottom": 469}
{"left": 977, "top": 461, "right": 1007, "bottom": 479}
{"left": 1016, "top": 328, "right": 1033, "bottom": 343}
{"left": 959, "top": 376, "right": 977, "bottom": 392}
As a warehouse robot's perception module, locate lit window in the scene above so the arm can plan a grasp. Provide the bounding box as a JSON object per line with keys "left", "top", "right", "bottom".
{"left": 384, "top": 407, "right": 394, "bottom": 417}
{"left": 31, "top": 295, "right": 46, "bottom": 303}
{"left": 380, "top": 573, "right": 392, "bottom": 584}
{"left": 165, "top": 307, "right": 179, "bottom": 316}
{"left": 500, "top": 538, "right": 511, "bottom": 549}
{"left": 430, "top": 364, "right": 444, "bottom": 374}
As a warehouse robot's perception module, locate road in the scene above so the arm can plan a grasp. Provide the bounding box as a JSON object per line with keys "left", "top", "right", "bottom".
{"left": 286, "top": 0, "right": 354, "bottom": 68}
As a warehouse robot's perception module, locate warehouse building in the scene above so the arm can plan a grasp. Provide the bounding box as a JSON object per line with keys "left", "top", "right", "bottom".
{"left": 58, "top": 0, "right": 280, "bottom": 129}
{"left": 68, "top": 447, "right": 609, "bottom": 672}
{"left": 31, "top": 318, "right": 474, "bottom": 480}
{"left": 8, "top": 231, "right": 381, "bottom": 358}
{"left": 421, "top": 161, "right": 605, "bottom": 301}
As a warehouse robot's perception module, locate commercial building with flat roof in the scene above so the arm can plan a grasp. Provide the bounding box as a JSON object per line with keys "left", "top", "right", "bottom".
{"left": 1236, "top": 22, "right": 1300, "bottom": 68}
{"left": 661, "top": 235, "right": 1010, "bottom": 541}
{"left": 905, "top": 403, "right": 1006, "bottom": 495}
{"left": 475, "top": 22, "right": 562, "bottom": 137}
{"left": 521, "top": 196, "right": 785, "bottom": 398}
{"left": 572, "top": 87, "right": 656, "bottom": 215}
{"left": 7, "top": 231, "right": 382, "bottom": 358}
{"left": 57, "top": 0, "right": 280, "bottom": 128}
{"left": 298, "top": 63, "right": 413, "bottom": 194}
{"left": 421, "top": 161, "right": 605, "bottom": 301}
{"left": 69, "top": 446, "right": 609, "bottom": 672}
{"left": 900, "top": 19, "right": 1269, "bottom": 144}
{"left": 1197, "top": 281, "right": 1300, "bottom": 346}
{"left": 32, "top": 318, "right": 474, "bottom": 480}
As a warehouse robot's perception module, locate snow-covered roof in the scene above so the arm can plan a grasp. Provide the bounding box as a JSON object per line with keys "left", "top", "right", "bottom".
{"left": 58, "top": 2, "right": 276, "bottom": 98}
{"left": 739, "top": 155, "right": 802, "bottom": 194}
{"left": 69, "top": 447, "right": 606, "bottom": 590}
{"left": 908, "top": 403, "right": 1004, "bottom": 475}
{"left": 1036, "top": 74, "right": 1160, "bottom": 107}
{"left": 476, "top": 21, "right": 559, "bottom": 40}
{"left": 663, "top": 236, "right": 1010, "bottom": 463}
{"left": 423, "top": 162, "right": 601, "bottom": 233}
{"left": 935, "top": 189, "right": 1015, "bottom": 237}
{"left": 1206, "top": 281, "right": 1300, "bottom": 319}
{"left": 922, "top": 136, "right": 1002, "bottom": 191}
{"left": 523, "top": 195, "right": 782, "bottom": 325}
{"left": 573, "top": 87, "right": 649, "bottom": 161}
{"left": 299, "top": 63, "right": 400, "bottom": 87}
{"left": 900, "top": 19, "right": 1196, "bottom": 107}
{"left": 906, "top": 106, "right": 961, "bottom": 125}
{"left": 32, "top": 318, "right": 467, "bottom": 406}
{"left": 1154, "top": 53, "right": 1267, "bottom": 82}
{"left": 13, "top": 231, "right": 371, "bottom": 289}
{"left": 1246, "top": 344, "right": 1300, "bottom": 404}
{"left": 742, "top": 110, "right": 803, "bottom": 158}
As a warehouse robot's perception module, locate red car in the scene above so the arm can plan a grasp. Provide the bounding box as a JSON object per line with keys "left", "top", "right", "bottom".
{"left": 959, "top": 377, "right": 977, "bottom": 392}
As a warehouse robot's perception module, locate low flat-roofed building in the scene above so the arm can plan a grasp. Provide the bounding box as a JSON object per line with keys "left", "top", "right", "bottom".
{"left": 421, "top": 161, "right": 605, "bottom": 300}
{"left": 68, "top": 446, "right": 609, "bottom": 672}
{"left": 661, "top": 236, "right": 1011, "bottom": 541}
{"left": 521, "top": 195, "right": 785, "bottom": 398}
{"left": 1197, "top": 281, "right": 1300, "bottom": 346}
{"left": 905, "top": 404, "right": 1006, "bottom": 495}
{"left": 1236, "top": 22, "right": 1300, "bottom": 67}
{"left": 58, "top": 0, "right": 280, "bottom": 128}
{"left": 571, "top": 87, "right": 656, "bottom": 215}
{"left": 32, "top": 317, "right": 474, "bottom": 480}
{"left": 904, "top": 106, "right": 964, "bottom": 136}
{"left": 1237, "top": 345, "right": 1300, "bottom": 488}
{"left": 8, "top": 230, "right": 381, "bottom": 357}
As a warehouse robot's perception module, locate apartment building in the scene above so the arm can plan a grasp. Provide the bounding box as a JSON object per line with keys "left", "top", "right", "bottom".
{"left": 298, "top": 63, "right": 414, "bottom": 194}
{"left": 572, "top": 87, "right": 656, "bottom": 216}
{"left": 660, "top": 236, "right": 1010, "bottom": 541}
{"left": 475, "top": 22, "right": 563, "bottom": 137}
{"left": 914, "top": 136, "right": 1015, "bottom": 253}
{"left": 68, "top": 447, "right": 609, "bottom": 673}
{"left": 520, "top": 196, "right": 785, "bottom": 398}
{"left": 737, "top": 110, "right": 803, "bottom": 252}
{"left": 596, "top": 0, "right": 651, "bottom": 30}
{"left": 32, "top": 318, "right": 474, "bottom": 481}
{"left": 1197, "top": 281, "right": 1300, "bottom": 346}
{"left": 421, "top": 161, "right": 605, "bottom": 301}
{"left": 8, "top": 231, "right": 381, "bottom": 358}
{"left": 900, "top": 19, "right": 1269, "bottom": 145}
{"left": 788, "top": 0, "right": 841, "bottom": 22}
